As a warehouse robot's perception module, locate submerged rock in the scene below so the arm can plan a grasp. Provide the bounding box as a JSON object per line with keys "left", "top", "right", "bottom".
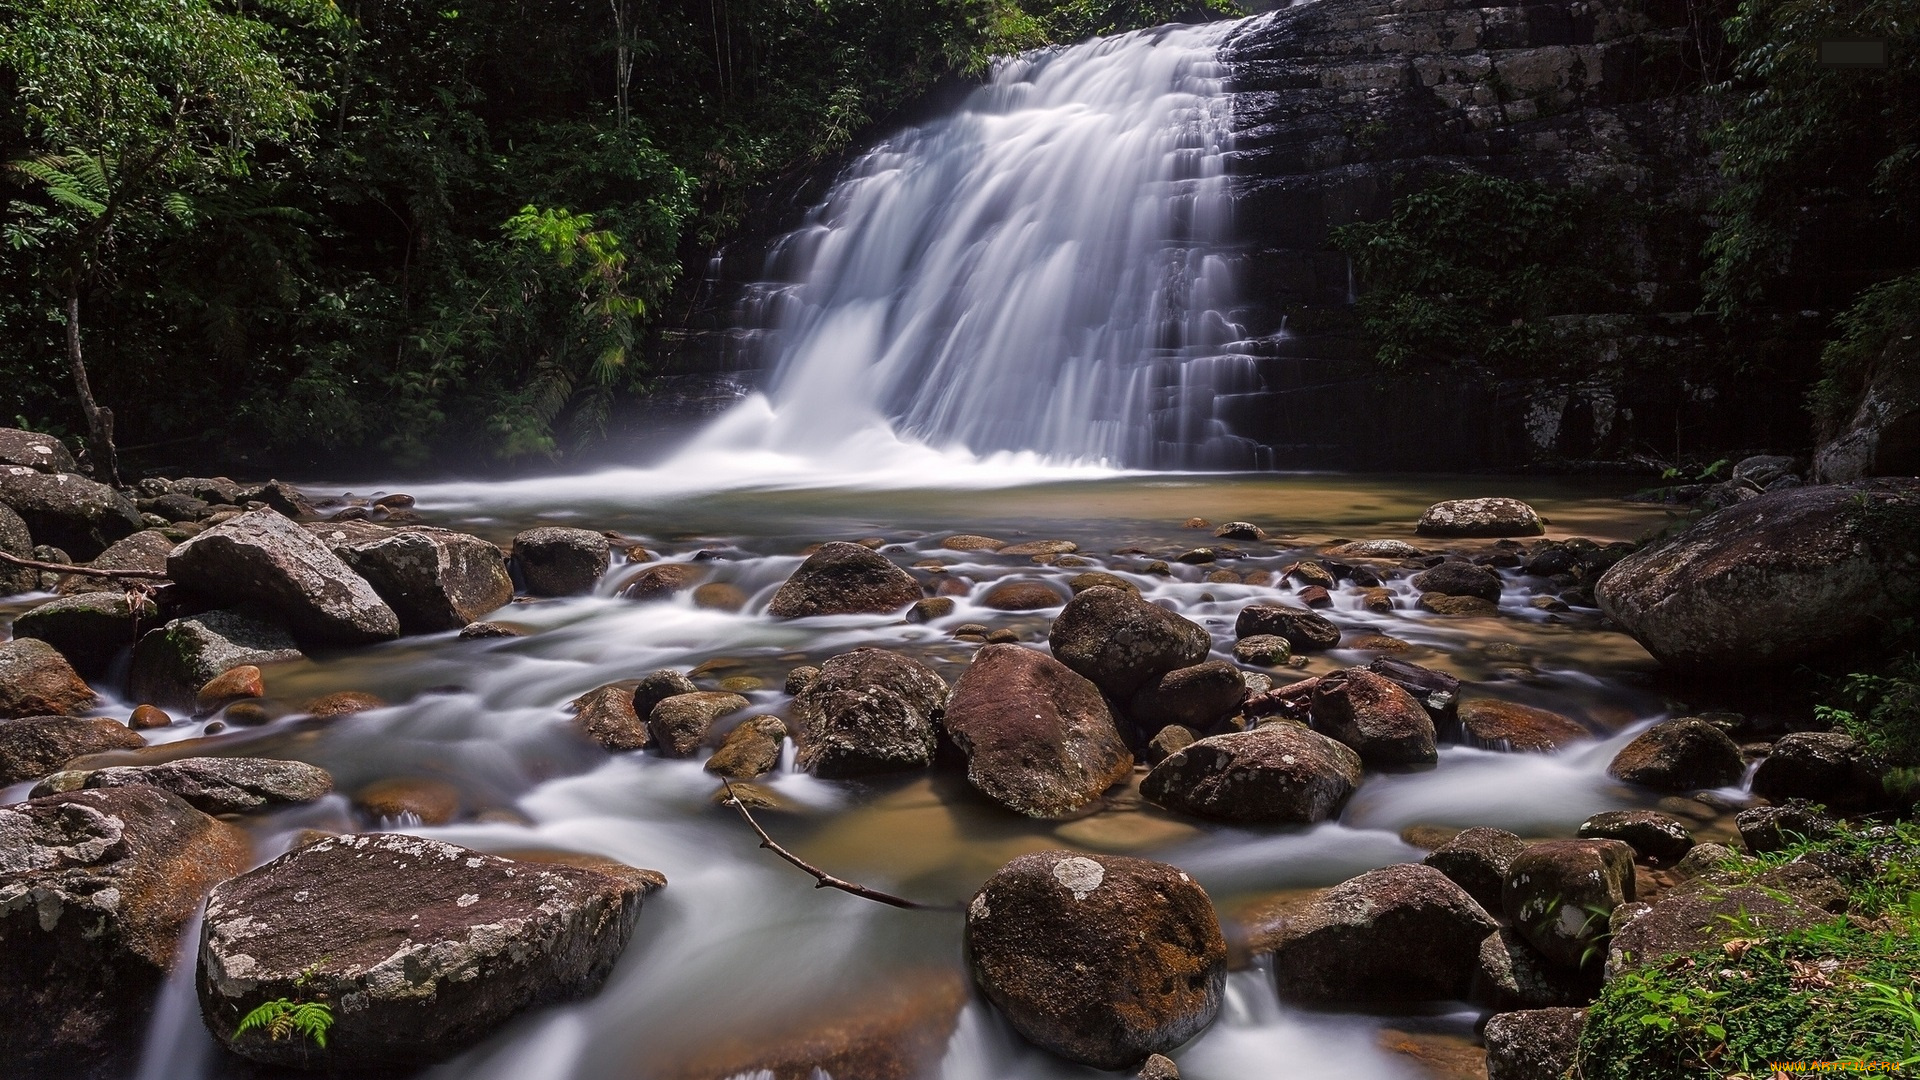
{"left": 1, "top": 787, "right": 249, "bottom": 1080}
{"left": 0, "top": 637, "right": 98, "bottom": 719}
{"left": 1415, "top": 498, "right": 1545, "bottom": 538}
{"left": 768, "top": 542, "right": 922, "bottom": 618}
{"left": 168, "top": 510, "right": 399, "bottom": 645}
{"left": 791, "top": 648, "right": 948, "bottom": 777}
{"left": 1266, "top": 863, "right": 1498, "bottom": 1003}
{"left": 943, "top": 643, "right": 1132, "bottom": 817}
{"left": 512, "top": 526, "right": 610, "bottom": 596}
{"left": 128, "top": 609, "right": 304, "bottom": 712}
{"left": 966, "top": 851, "right": 1226, "bottom": 1069}
{"left": 1606, "top": 717, "right": 1744, "bottom": 792}
{"left": 1049, "top": 586, "right": 1211, "bottom": 699}
{"left": 1140, "top": 726, "right": 1362, "bottom": 824}
{"left": 0, "top": 715, "right": 146, "bottom": 786}
{"left": 0, "top": 466, "right": 143, "bottom": 559}
{"left": 80, "top": 757, "right": 333, "bottom": 815}
{"left": 197, "top": 834, "right": 648, "bottom": 1069}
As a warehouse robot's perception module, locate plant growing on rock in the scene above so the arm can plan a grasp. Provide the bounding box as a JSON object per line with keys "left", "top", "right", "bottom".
{"left": 234, "top": 999, "right": 333, "bottom": 1049}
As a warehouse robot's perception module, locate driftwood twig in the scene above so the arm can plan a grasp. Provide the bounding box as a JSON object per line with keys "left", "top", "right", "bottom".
{"left": 0, "top": 549, "right": 170, "bottom": 580}
{"left": 718, "top": 778, "right": 949, "bottom": 911}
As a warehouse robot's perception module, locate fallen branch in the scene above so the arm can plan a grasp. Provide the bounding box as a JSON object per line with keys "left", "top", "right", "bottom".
{"left": 0, "top": 549, "right": 170, "bottom": 580}
{"left": 719, "top": 778, "right": 950, "bottom": 911}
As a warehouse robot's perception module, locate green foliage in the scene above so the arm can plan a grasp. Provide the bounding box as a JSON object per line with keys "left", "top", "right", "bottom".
{"left": 1817, "top": 635, "right": 1920, "bottom": 771}
{"left": 234, "top": 999, "right": 334, "bottom": 1049}
{"left": 1328, "top": 173, "right": 1617, "bottom": 374}
{"left": 1809, "top": 270, "right": 1920, "bottom": 435}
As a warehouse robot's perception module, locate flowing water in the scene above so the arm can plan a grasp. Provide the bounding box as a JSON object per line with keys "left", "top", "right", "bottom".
{"left": 0, "top": 16, "right": 1757, "bottom": 1080}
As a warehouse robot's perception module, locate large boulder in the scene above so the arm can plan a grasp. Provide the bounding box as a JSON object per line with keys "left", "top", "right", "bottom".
{"left": 1415, "top": 498, "right": 1545, "bottom": 538}
{"left": 649, "top": 691, "right": 750, "bottom": 758}
{"left": 1578, "top": 810, "right": 1694, "bottom": 863}
{"left": 943, "top": 643, "right": 1133, "bottom": 817}
{"left": 791, "top": 648, "right": 948, "bottom": 777}
{"left": 11, "top": 591, "right": 160, "bottom": 676}
{"left": 1750, "top": 731, "right": 1887, "bottom": 812}
{"left": 1128, "top": 660, "right": 1249, "bottom": 732}
{"left": 198, "top": 834, "right": 649, "bottom": 1070}
{"left": 1456, "top": 697, "right": 1590, "bottom": 752}
{"left": 0, "top": 502, "right": 35, "bottom": 594}
{"left": 1812, "top": 319, "right": 1919, "bottom": 482}
{"left": 1140, "top": 726, "right": 1362, "bottom": 824}
{"left": 965, "top": 851, "right": 1226, "bottom": 1069}
{"left": 0, "top": 637, "right": 96, "bottom": 720}
{"left": 128, "top": 609, "right": 304, "bottom": 712}
{"left": 1606, "top": 717, "right": 1744, "bottom": 792}
{"left": 1503, "top": 840, "right": 1635, "bottom": 970}
{"left": 0, "top": 787, "right": 249, "bottom": 1080}
{"left": 570, "top": 683, "right": 649, "bottom": 751}
{"left": 0, "top": 466, "right": 142, "bottom": 559}
{"left": 1483, "top": 1008, "right": 1585, "bottom": 1080}
{"left": 704, "top": 715, "right": 788, "bottom": 779}
{"left": 54, "top": 529, "right": 176, "bottom": 595}
{"left": 1233, "top": 603, "right": 1341, "bottom": 651}
{"left": 0, "top": 428, "right": 76, "bottom": 473}
{"left": 511, "top": 526, "right": 609, "bottom": 596}
{"left": 1308, "top": 668, "right": 1437, "bottom": 767}
{"left": 1424, "top": 827, "right": 1527, "bottom": 912}
{"left": 78, "top": 757, "right": 333, "bottom": 815}
{"left": 312, "top": 523, "right": 512, "bottom": 633}
{"left": 1595, "top": 478, "right": 1920, "bottom": 670}
{"left": 767, "top": 542, "right": 921, "bottom": 618}
{"left": 168, "top": 510, "right": 399, "bottom": 646}
{"left": 1606, "top": 862, "right": 1846, "bottom": 977}
{"left": 1048, "top": 586, "right": 1211, "bottom": 699}
{"left": 1472, "top": 927, "right": 1588, "bottom": 1011}
{"left": 0, "top": 716, "right": 145, "bottom": 786}
{"left": 1266, "top": 863, "right": 1498, "bottom": 1003}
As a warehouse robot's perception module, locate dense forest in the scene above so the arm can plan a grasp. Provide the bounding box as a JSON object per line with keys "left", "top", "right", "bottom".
{"left": 0, "top": 0, "right": 1913, "bottom": 474}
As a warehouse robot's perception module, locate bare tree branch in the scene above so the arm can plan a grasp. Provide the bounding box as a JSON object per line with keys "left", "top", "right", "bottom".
{"left": 0, "top": 549, "right": 170, "bottom": 580}
{"left": 718, "top": 778, "right": 953, "bottom": 911}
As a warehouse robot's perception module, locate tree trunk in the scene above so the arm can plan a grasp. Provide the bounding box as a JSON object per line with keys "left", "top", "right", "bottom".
{"left": 610, "top": 0, "right": 632, "bottom": 129}
{"left": 64, "top": 288, "right": 121, "bottom": 487}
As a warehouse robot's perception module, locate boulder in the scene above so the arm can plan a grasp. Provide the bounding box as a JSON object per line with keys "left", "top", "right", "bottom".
{"left": 0, "top": 428, "right": 76, "bottom": 472}
{"left": 1472, "top": 928, "right": 1587, "bottom": 1011}
{"left": 80, "top": 757, "right": 333, "bottom": 815}
{"left": 1750, "top": 731, "right": 1886, "bottom": 812}
{"left": 907, "top": 596, "right": 955, "bottom": 622}
{"left": 0, "top": 466, "right": 142, "bottom": 559}
{"left": 1213, "top": 521, "right": 1266, "bottom": 540}
{"left": 0, "top": 715, "right": 146, "bottom": 786}
{"left": 767, "top": 542, "right": 921, "bottom": 618}
{"left": 965, "top": 851, "right": 1226, "bottom": 1069}
{"left": 791, "top": 648, "right": 948, "bottom": 777}
{"left": 197, "top": 834, "right": 647, "bottom": 1070}
{"left": 1424, "top": 827, "right": 1527, "bottom": 912}
{"left": 621, "top": 562, "right": 706, "bottom": 601}
{"left": 1138, "top": 1053, "right": 1181, "bottom": 1080}
{"left": 315, "top": 524, "right": 512, "bottom": 632}
{"left": 1415, "top": 498, "right": 1545, "bottom": 538}
{"left": 1595, "top": 479, "right": 1920, "bottom": 670}
{"left": 943, "top": 643, "right": 1133, "bottom": 817}
{"left": 981, "top": 580, "right": 1066, "bottom": 611}
{"left": 0, "top": 502, "right": 35, "bottom": 594}
{"left": 1067, "top": 571, "right": 1138, "bottom": 595}
{"left": 1410, "top": 562, "right": 1504, "bottom": 603}
{"left": 0, "top": 638, "right": 96, "bottom": 719}
{"left": 999, "top": 540, "right": 1078, "bottom": 557}
{"left": 1232, "top": 634, "right": 1292, "bottom": 665}
{"left": 0, "top": 787, "right": 249, "bottom": 1080}
{"left": 1483, "top": 1008, "right": 1585, "bottom": 1080}
{"left": 511, "top": 526, "right": 610, "bottom": 596}
{"left": 194, "top": 665, "right": 264, "bottom": 715}
{"left": 650, "top": 692, "right": 750, "bottom": 758}
{"left": 1129, "top": 660, "right": 1249, "bottom": 732}
{"left": 1308, "top": 668, "right": 1437, "bottom": 767}
{"left": 1457, "top": 698, "right": 1590, "bottom": 752}
{"left": 1503, "top": 840, "right": 1635, "bottom": 969}
{"left": 1146, "top": 724, "right": 1197, "bottom": 765}
{"left": 1366, "top": 658, "right": 1461, "bottom": 727}
{"left": 11, "top": 591, "right": 159, "bottom": 677}
{"left": 1047, "top": 586, "right": 1211, "bottom": 700}
{"left": 1735, "top": 802, "right": 1838, "bottom": 853}
{"left": 1325, "top": 539, "right": 1425, "bottom": 559}
{"left": 1606, "top": 718, "right": 1745, "bottom": 791}
{"left": 1233, "top": 603, "right": 1341, "bottom": 651}
{"left": 1578, "top": 810, "right": 1694, "bottom": 863}
{"left": 941, "top": 534, "right": 1005, "bottom": 551}
{"left": 1266, "top": 864, "right": 1498, "bottom": 1003}
{"left": 53, "top": 529, "right": 176, "bottom": 595}
{"left": 1418, "top": 594, "right": 1499, "bottom": 616}
{"left": 1140, "top": 726, "right": 1362, "bottom": 824}
{"left": 705, "top": 715, "right": 788, "bottom": 779}
{"left": 168, "top": 510, "right": 399, "bottom": 646}
{"left": 634, "top": 668, "right": 701, "bottom": 719}
{"left": 570, "top": 684, "right": 648, "bottom": 751}
{"left": 128, "top": 609, "right": 304, "bottom": 712}
{"left": 1606, "top": 862, "right": 1845, "bottom": 976}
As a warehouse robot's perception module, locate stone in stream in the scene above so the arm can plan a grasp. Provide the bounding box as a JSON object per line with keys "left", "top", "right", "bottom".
{"left": 10, "top": 591, "right": 160, "bottom": 677}
{"left": 791, "top": 647, "right": 949, "bottom": 777}
{"left": 1482, "top": 1008, "right": 1585, "bottom": 1080}
{"left": 1213, "top": 521, "right": 1266, "bottom": 540}
{"left": 512, "top": 525, "right": 610, "bottom": 596}
{"left": 1734, "top": 802, "right": 1838, "bottom": 853}
{"left": 0, "top": 787, "right": 249, "bottom": 1080}
{"left": 352, "top": 776, "right": 461, "bottom": 824}
{"left": 197, "top": 833, "right": 650, "bottom": 1070}
{"left": 705, "top": 715, "right": 788, "bottom": 779}
{"left": 1423, "top": 827, "right": 1527, "bottom": 913}
{"left": 1146, "top": 724, "right": 1197, "bottom": 765}
{"left": 1418, "top": 593, "right": 1499, "bottom": 616}
{"left": 1414, "top": 498, "right": 1545, "bottom": 538}
{"left": 907, "top": 595, "right": 955, "bottom": 622}
{"left": 0, "top": 715, "right": 147, "bottom": 786}
{"left": 1606, "top": 717, "right": 1745, "bottom": 792}
{"left": 53, "top": 529, "right": 177, "bottom": 595}
{"left": 77, "top": 756, "right": 333, "bottom": 815}
{"left": 306, "top": 690, "right": 385, "bottom": 718}
{"left": 128, "top": 609, "right": 304, "bottom": 712}
{"left": 1324, "top": 539, "right": 1424, "bottom": 559}
{"left": 168, "top": 510, "right": 400, "bottom": 645}
{"left": 768, "top": 541, "right": 922, "bottom": 618}
{"left": 1266, "top": 864, "right": 1498, "bottom": 1003}
{"left": 0, "top": 466, "right": 143, "bottom": 559}
{"left": 966, "top": 851, "right": 1226, "bottom": 1069}
{"left": 1409, "top": 561, "right": 1503, "bottom": 603}
{"left": 1137, "top": 1053, "right": 1182, "bottom": 1080}
{"left": 0, "top": 502, "right": 36, "bottom": 594}
{"left": 1140, "top": 726, "right": 1362, "bottom": 824}
{"left": 1472, "top": 927, "right": 1588, "bottom": 1011}
{"left": 1308, "top": 667, "right": 1437, "bottom": 768}
{"left": 942, "top": 643, "right": 1133, "bottom": 817}
{"left": 692, "top": 581, "right": 748, "bottom": 612}
{"left": 1365, "top": 657, "right": 1460, "bottom": 729}
{"left": 1000, "top": 539, "right": 1078, "bottom": 557}
{"left": 1047, "top": 586, "right": 1211, "bottom": 700}
{"left": 1596, "top": 478, "right": 1920, "bottom": 671}
{"left": 0, "top": 427, "right": 76, "bottom": 472}
{"left": 981, "top": 579, "right": 1066, "bottom": 610}
{"left": 1456, "top": 697, "right": 1590, "bottom": 752}
{"left": 634, "top": 668, "right": 701, "bottom": 720}
{"left": 1503, "top": 840, "right": 1635, "bottom": 970}
{"left": 194, "top": 664, "right": 265, "bottom": 715}
{"left": 1578, "top": 810, "right": 1695, "bottom": 863}
{"left": 1233, "top": 602, "right": 1341, "bottom": 651}
{"left": 1232, "top": 634, "right": 1291, "bottom": 666}
{"left": 941, "top": 534, "right": 1006, "bottom": 551}
{"left": 1128, "top": 660, "right": 1249, "bottom": 733}
{"left": 622, "top": 561, "right": 706, "bottom": 601}
{"left": 311, "top": 522, "right": 514, "bottom": 632}
{"left": 570, "top": 683, "right": 649, "bottom": 751}
{"left": 1750, "top": 730, "right": 1888, "bottom": 812}
{"left": 650, "top": 691, "right": 750, "bottom": 758}
{"left": 0, "top": 637, "right": 97, "bottom": 719}
{"left": 1067, "top": 570, "right": 1138, "bottom": 595}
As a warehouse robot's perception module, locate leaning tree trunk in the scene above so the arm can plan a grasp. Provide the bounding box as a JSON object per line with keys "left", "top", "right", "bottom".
{"left": 65, "top": 288, "right": 121, "bottom": 487}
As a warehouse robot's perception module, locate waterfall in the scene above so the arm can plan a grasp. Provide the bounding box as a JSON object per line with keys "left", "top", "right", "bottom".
{"left": 695, "top": 19, "right": 1257, "bottom": 471}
